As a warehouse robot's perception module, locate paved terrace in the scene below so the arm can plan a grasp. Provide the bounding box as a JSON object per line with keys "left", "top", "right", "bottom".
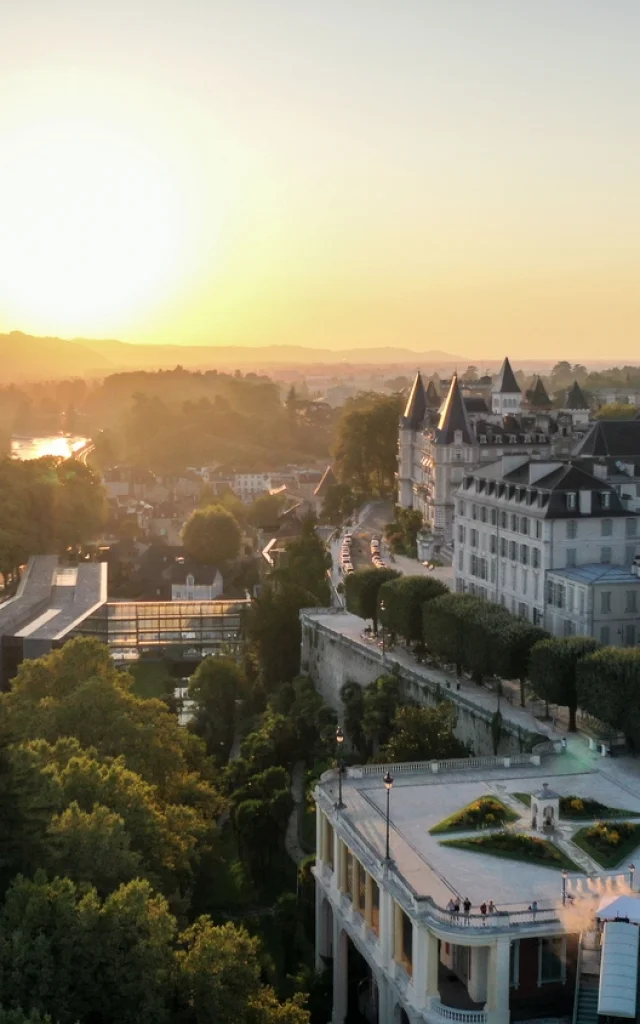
{"left": 317, "top": 751, "right": 640, "bottom": 920}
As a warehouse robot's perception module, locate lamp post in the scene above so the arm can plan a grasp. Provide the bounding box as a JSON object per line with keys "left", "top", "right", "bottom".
{"left": 630, "top": 863, "right": 636, "bottom": 891}
{"left": 562, "top": 869, "right": 568, "bottom": 906}
{"left": 335, "top": 726, "right": 345, "bottom": 810}
{"left": 379, "top": 600, "right": 386, "bottom": 657}
{"left": 384, "top": 771, "right": 394, "bottom": 862}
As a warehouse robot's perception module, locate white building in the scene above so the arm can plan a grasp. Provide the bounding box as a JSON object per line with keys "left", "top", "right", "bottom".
{"left": 170, "top": 559, "right": 223, "bottom": 600}
{"left": 314, "top": 754, "right": 640, "bottom": 1024}
{"left": 453, "top": 455, "right": 640, "bottom": 638}
{"left": 233, "top": 472, "right": 273, "bottom": 502}
{"left": 545, "top": 562, "right": 640, "bottom": 646}
{"left": 398, "top": 361, "right": 590, "bottom": 553}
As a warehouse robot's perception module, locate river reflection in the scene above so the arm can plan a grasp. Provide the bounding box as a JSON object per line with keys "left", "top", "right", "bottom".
{"left": 11, "top": 436, "right": 88, "bottom": 460}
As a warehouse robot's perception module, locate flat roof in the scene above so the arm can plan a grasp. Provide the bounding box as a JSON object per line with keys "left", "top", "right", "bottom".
{"left": 548, "top": 564, "right": 640, "bottom": 585}
{"left": 0, "top": 556, "right": 106, "bottom": 642}
{"left": 318, "top": 757, "right": 640, "bottom": 912}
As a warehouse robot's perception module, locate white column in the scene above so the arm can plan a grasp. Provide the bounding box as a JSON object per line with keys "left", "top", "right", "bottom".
{"left": 426, "top": 929, "right": 440, "bottom": 1006}
{"left": 315, "top": 888, "right": 331, "bottom": 970}
{"left": 379, "top": 886, "right": 394, "bottom": 969}
{"left": 411, "top": 923, "right": 428, "bottom": 1009}
{"left": 332, "top": 917, "right": 348, "bottom": 1024}
{"left": 376, "top": 971, "right": 394, "bottom": 1024}
{"left": 486, "top": 937, "right": 510, "bottom": 1024}
{"left": 316, "top": 809, "right": 324, "bottom": 869}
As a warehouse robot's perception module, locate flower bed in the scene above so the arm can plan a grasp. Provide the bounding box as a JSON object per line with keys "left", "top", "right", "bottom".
{"left": 441, "top": 831, "right": 580, "bottom": 871}
{"left": 513, "top": 792, "right": 636, "bottom": 820}
{"left": 572, "top": 821, "right": 640, "bottom": 868}
{"left": 430, "top": 796, "right": 519, "bottom": 835}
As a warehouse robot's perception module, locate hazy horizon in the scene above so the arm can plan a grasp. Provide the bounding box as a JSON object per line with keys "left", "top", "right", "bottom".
{"left": 2, "top": 1, "right": 639, "bottom": 360}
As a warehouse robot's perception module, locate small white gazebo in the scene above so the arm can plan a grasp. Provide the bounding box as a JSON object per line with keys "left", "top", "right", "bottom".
{"left": 531, "top": 782, "right": 560, "bottom": 832}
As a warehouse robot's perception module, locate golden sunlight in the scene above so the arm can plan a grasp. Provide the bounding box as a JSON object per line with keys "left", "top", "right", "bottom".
{"left": 0, "top": 120, "right": 185, "bottom": 335}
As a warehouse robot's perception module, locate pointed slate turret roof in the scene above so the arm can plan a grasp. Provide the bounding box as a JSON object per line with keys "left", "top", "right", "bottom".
{"left": 527, "top": 376, "right": 552, "bottom": 409}
{"left": 565, "top": 380, "right": 589, "bottom": 410}
{"left": 402, "top": 371, "right": 427, "bottom": 429}
{"left": 435, "top": 373, "right": 473, "bottom": 445}
{"left": 494, "top": 357, "right": 521, "bottom": 394}
{"left": 425, "top": 379, "right": 440, "bottom": 409}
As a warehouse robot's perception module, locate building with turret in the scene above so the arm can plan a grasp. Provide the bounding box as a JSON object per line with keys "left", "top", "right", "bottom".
{"left": 397, "top": 359, "right": 592, "bottom": 554}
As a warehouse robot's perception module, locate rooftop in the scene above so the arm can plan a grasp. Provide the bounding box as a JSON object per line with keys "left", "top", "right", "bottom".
{"left": 317, "top": 756, "right": 640, "bottom": 911}
{"left": 548, "top": 563, "right": 640, "bottom": 585}
{"left": 0, "top": 556, "right": 107, "bottom": 641}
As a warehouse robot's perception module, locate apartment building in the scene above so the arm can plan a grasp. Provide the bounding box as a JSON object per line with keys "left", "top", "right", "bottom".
{"left": 453, "top": 455, "right": 640, "bottom": 639}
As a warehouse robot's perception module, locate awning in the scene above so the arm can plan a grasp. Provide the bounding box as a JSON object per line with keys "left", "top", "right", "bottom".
{"left": 597, "top": 894, "right": 640, "bottom": 924}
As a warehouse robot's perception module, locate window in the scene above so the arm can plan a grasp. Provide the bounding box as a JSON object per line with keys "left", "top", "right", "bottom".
{"left": 521, "top": 517, "right": 529, "bottom": 535}
{"left": 600, "top": 625, "right": 610, "bottom": 645}
{"left": 480, "top": 506, "right": 487, "bottom": 523}
{"left": 470, "top": 529, "right": 478, "bottom": 548}
{"left": 627, "top": 591, "right": 638, "bottom": 613}
{"left": 566, "top": 549, "right": 576, "bottom": 568}
{"left": 626, "top": 519, "right": 638, "bottom": 538}
{"left": 500, "top": 511, "right": 507, "bottom": 529}
{"left": 532, "top": 548, "right": 541, "bottom": 568}
{"left": 601, "top": 591, "right": 611, "bottom": 614}
{"left": 536, "top": 520, "right": 542, "bottom": 539}
{"left": 371, "top": 880, "right": 380, "bottom": 936}
{"left": 518, "top": 602, "right": 527, "bottom": 618}
{"left": 490, "top": 508, "right": 497, "bottom": 526}
{"left": 626, "top": 624, "right": 636, "bottom": 647}
{"left": 471, "top": 503, "right": 478, "bottom": 520}
{"left": 563, "top": 619, "right": 574, "bottom": 637}
{"left": 490, "top": 535, "right": 497, "bottom": 555}
{"left": 510, "top": 514, "right": 517, "bottom": 531}
{"left": 538, "top": 937, "right": 566, "bottom": 985}
{"left": 579, "top": 590, "right": 585, "bottom": 615}
{"left": 500, "top": 537, "right": 507, "bottom": 558}
{"left": 601, "top": 546, "right": 612, "bottom": 564}
{"left": 509, "top": 541, "right": 516, "bottom": 560}
{"left": 601, "top": 519, "right": 613, "bottom": 537}
{"left": 566, "top": 492, "right": 577, "bottom": 510}
{"left": 458, "top": 524, "right": 465, "bottom": 544}
{"left": 458, "top": 501, "right": 466, "bottom": 517}
{"left": 566, "top": 520, "right": 577, "bottom": 540}
{"left": 520, "top": 544, "right": 529, "bottom": 565}
{"left": 186, "top": 574, "right": 195, "bottom": 587}
{"left": 601, "top": 491, "right": 611, "bottom": 509}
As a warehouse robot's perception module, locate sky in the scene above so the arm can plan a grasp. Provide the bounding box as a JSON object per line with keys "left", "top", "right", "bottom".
{"left": 0, "top": 0, "right": 639, "bottom": 360}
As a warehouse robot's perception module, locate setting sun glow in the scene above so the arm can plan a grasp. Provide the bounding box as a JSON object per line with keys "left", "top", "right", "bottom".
{"left": 0, "top": 121, "right": 185, "bottom": 337}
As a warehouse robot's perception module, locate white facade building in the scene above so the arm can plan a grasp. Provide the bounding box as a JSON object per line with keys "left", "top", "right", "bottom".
{"left": 314, "top": 755, "right": 640, "bottom": 1024}
{"left": 453, "top": 455, "right": 640, "bottom": 639}
{"left": 233, "top": 472, "right": 273, "bottom": 502}
{"left": 398, "top": 361, "right": 591, "bottom": 552}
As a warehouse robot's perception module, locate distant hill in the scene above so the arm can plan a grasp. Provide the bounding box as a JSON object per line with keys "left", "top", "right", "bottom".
{"left": 0, "top": 332, "right": 468, "bottom": 380}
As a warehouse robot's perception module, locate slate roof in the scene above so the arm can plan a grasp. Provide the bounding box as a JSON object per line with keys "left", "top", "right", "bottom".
{"left": 425, "top": 379, "right": 441, "bottom": 409}
{"left": 565, "top": 381, "right": 589, "bottom": 410}
{"left": 549, "top": 564, "right": 640, "bottom": 585}
{"left": 434, "top": 374, "right": 473, "bottom": 445}
{"left": 402, "top": 372, "right": 427, "bottom": 429}
{"left": 573, "top": 420, "right": 640, "bottom": 459}
{"left": 170, "top": 556, "right": 219, "bottom": 586}
{"left": 493, "top": 357, "right": 521, "bottom": 394}
{"left": 463, "top": 397, "right": 490, "bottom": 415}
{"left": 526, "top": 377, "right": 552, "bottom": 408}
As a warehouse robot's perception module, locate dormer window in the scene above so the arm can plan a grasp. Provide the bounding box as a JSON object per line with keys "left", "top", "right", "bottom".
{"left": 509, "top": 434, "right": 517, "bottom": 444}
{"left": 479, "top": 435, "right": 487, "bottom": 443}
{"left": 601, "top": 491, "right": 611, "bottom": 509}
{"left": 566, "top": 492, "right": 577, "bottom": 511}
{"left": 186, "top": 573, "right": 195, "bottom": 587}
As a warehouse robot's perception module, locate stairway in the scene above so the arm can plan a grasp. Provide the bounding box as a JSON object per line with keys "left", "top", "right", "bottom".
{"left": 574, "top": 980, "right": 599, "bottom": 1024}
{"left": 573, "top": 932, "right": 601, "bottom": 1024}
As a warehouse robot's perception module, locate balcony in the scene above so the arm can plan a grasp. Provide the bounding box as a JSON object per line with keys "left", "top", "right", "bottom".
{"left": 429, "top": 1000, "right": 487, "bottom": 1024}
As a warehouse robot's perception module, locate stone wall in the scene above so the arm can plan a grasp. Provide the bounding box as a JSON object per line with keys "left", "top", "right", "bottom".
{"left": 300, "top": 611, "right": 544, "bottom": 757}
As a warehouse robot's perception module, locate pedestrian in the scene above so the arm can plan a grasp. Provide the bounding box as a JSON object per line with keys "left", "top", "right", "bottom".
{"left": 463, "top": 897, "right": 471, "bottom": 924}
{"left": 529, "top": 900, "right": 538, "bottom": 920}
{"left": 480, "top": 901, "right": 487, "bottom": 924}
{"left": 561, "top": 737, "right": 568, "bottom": 753}
{"left": 453, "top": 899, "right": 460, "bottom": 919}
{"left": 488, "top": 899, "right": 495, "bottom": 917}
{"left": 447, "top": 898, "right": 456, "bottom": 920}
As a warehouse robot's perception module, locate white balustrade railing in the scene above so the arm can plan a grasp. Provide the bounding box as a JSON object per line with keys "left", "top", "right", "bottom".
{"left": 358, "top": 753, "right": 539, "bottom": 777}
{"left": 430, "top": 999, "right": 487, "bottom": 1023}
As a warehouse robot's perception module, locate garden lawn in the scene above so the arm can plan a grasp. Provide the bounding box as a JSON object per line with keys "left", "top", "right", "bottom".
{"left": 572, "top": 822, "right": 640, "bottom": 869}
{"left": 441, "top": 831, "right": 580, "bottom": 872}
{"left": 512, "top": 792, "right": 636, "bottom": 820}
{"left": 430, "top": 796, "right": 519, "bottom": 835}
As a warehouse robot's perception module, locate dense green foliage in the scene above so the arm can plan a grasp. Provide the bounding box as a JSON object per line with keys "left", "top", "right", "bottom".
{"left": 378, "top": 575, "right": 447, "bottom": 643}
{"left": 430, "top": 796, "right": 518, "bottom": 834}
{"left": 423, "top": 593, "right": 546, "bottom": 703}
{"left": 182, "top": 504, "right": 242, "bottom": 566}
{"left": 441, "top": 832, "right": 579, "bottom": 871}
{"left": 189, "top": 656, "right": 249, "bottom": 760}
{"left": 0, "top": 456, "right": 106, "bottom": 582}
{"left": 320, "top": 483, "right": 358, "bottom": 525}
{"left": 344, "top": 566, "right": 400, "bottom": 632}
{"left": 379, "top": 703, "right": 466, "bottom": 763}
{"left": 573, "top": 821, "right": 640, "bottom": 869}
{"left": 384, "top": 506, "right": 424, "bottom": 557}
{"left": 595, "top": 402, "right": 637, "bottom": 420}
{"left": 529, "top": 636, "right": 600, "bottom": 731}
{"left": 332, "top": 392, "right": 402, "bottom": 496}
{"left": 578, "top": 647, "right": 640, "bottom": 746}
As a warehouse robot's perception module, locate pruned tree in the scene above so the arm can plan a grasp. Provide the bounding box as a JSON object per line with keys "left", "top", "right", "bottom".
{"left": 529, "top": 636, "right": 600, "bottom": 731}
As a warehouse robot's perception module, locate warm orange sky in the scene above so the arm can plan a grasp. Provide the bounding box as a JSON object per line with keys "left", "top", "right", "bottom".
{"left": 1, "top": 1, "right": 639, "bottom": 360}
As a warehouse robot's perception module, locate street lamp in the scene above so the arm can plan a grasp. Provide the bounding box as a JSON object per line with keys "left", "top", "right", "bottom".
{"left": 384, "top": 771, "right": 394, "bottom": 862}
{"left": 379, "top": 600, "right": 386, "bottom": 656}
{"left": 562, "top": 869, "right": 568, "bottom": 906}
{"left": 335, "top": 726, "right": 345, "bottom": 810}
{"left": 630, "top": 863, "right": 636, "bottom": 891}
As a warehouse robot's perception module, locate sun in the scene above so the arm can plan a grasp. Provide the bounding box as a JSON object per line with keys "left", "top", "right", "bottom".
{"left": 0, "top": 120, "right": 185, "bottom": 336}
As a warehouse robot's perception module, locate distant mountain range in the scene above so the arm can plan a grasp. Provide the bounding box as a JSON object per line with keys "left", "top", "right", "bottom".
{"left": 0, "top": 332, "right": 468, "bottom": 380}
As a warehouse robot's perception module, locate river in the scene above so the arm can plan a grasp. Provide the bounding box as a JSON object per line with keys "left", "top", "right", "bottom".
{"left": 11, "top": 436, "right": 88, "bottom": 460}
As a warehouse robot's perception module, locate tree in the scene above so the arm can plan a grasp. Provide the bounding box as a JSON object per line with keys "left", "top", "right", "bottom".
{"left": 182, "top": 505, "right": 241, "bottom": 566}
{"left": 175, "top": 918, "right": 308, "bottom": 1024}
{"left": 277, "top": 516, "right": 331, "bottom": 605}
{"left": 378, "top": 575, "right": 447, "bottom": 644}
{"left": 246, "top": 585, "right": 311, "bottom": 689}
{"left": 247, "top": 493, "right": 284, "bottom": 530}
{"left": 339, "top": 681, "right": 367, "bottom": 758}
{"left": 578, "top": 647, "right": 640, "bottom": 747}
{"left": 46, "top": 802, "right": 142, "bottom": 895}
{"left": 492, "top": 619, "right": 547, "bottom": 706}
{"left": 595, "top": 402, "right": 637, "bottom": 420}
{"left": 320, "top": 483, "right": 358, "bottom": 525}
{"left": 189, "top": 656, "right": 248, "bottom": 760}
{"left": 422, "top": 593, "right": 482, "bottom": 673}
{"left": 362, "top": 672, "right": 403, "bottom": 752}
{"left": 529, "top": 637, "right": 600, "bottom": 731}
{"left": 332, "top": 393, "right": 403, "bottom": 496}
{"left": 379, "top": 703, "right": 466, "bottom": 763}
{"left": 344, "top": 567, "right": 400, "bottom": 632}
{"left": 0, "top": 1009, "right": 53, "bottom": 1024}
